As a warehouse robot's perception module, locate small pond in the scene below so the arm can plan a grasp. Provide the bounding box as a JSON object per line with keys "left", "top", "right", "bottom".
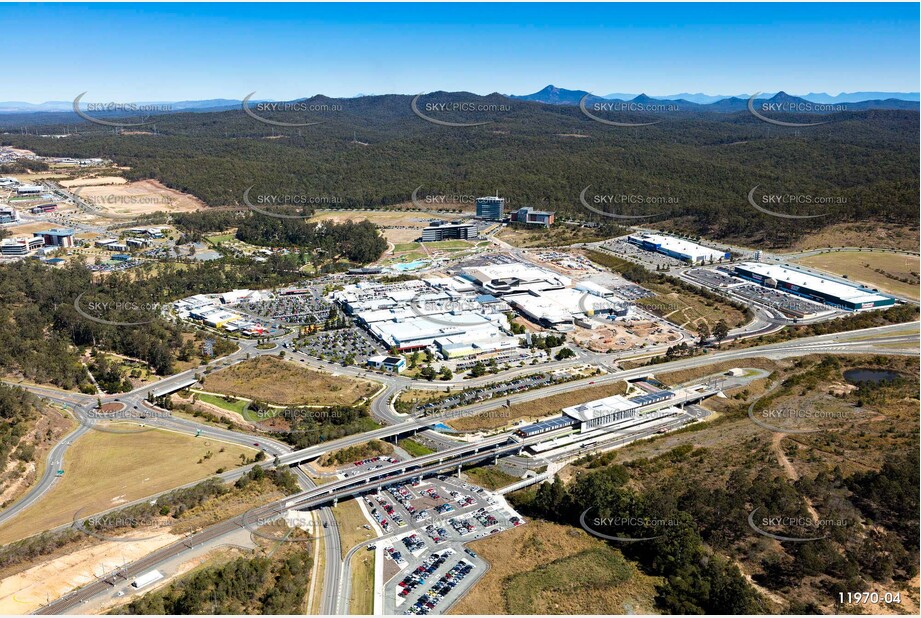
{"left": 843, "top": 369, "right": 902, "bottom": 385}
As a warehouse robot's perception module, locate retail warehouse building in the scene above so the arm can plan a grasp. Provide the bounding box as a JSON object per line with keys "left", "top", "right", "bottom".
{"left": 733, "top": 262, "right": 895, "bottom": 311}
{"left": 627, "top": 233, "right": 729, "bottom": 264}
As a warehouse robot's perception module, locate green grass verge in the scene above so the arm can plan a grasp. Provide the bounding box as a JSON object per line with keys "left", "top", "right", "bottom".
{"left": 463, "top": 465, "right": 520, "bottom": 490}
{"left": 195, "top": 392, "right": 250, "bottom": 415}
{"left": 205, "top": 233, "right": 235, "bottom": 244}
{"left": 398, "top": 438, "right": 435, "bottom": 457}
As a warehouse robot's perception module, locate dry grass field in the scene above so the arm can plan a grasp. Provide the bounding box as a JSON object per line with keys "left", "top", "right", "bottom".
{"left": 0, "top": 429, "right": 254, "bottom": 545}
{"left": 332, "top": 498, "right": 376, "bottom": 559}
{"left": 790, "top": 222, "right": 920, "bottom": 253}
{"left": 640, "top": 279, "right": 749, "bottom": 330}
{"left": 794, "top": 250, "right": 920, "bottom": 300}
{"left": 200, "top": 356, "right": 377, "bottom": 407}
{"left": 449, "top": 519, "right": 659, "bottom": 615}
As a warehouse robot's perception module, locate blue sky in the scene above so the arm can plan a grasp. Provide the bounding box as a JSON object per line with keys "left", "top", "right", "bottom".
{"left": 2, "top": 3, "right": 918, "bottom": 101}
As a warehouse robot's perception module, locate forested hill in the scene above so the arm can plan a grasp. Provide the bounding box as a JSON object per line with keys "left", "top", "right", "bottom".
{"left": 2, "top": 92, "right": 917, "bottom": 245}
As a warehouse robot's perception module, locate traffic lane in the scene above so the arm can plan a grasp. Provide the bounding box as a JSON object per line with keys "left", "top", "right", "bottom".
{"left": 36, "top": 501, "right": 281, "bottom": 614}
{"left": 0, "top": 423, "right": 90, "bottom": 526}
{"left": 425, "top": 327, "right": 920, "bottom": 420}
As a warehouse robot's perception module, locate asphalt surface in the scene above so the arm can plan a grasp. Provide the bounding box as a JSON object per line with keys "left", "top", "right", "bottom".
{"left": 3, "top": 309, "right": 916, "bottom": 614}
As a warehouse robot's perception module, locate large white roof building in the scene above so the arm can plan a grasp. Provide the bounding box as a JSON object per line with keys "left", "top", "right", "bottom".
{"left": 628, "top": 233, "right": 730, "bottom": 264}
{"left": 733, "top": 262, "right": 894, "bottom": 310}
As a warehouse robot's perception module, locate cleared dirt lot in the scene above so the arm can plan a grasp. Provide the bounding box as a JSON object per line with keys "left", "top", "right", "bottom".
{"left": 59, "top": 176, "right": 127, "bottom": 188}
{"left": 571, "top": 320, "right": 682, "bottom": 352}
{"left": 0, "top": 532, "right": 181, "bottom": 615}
{"left": 70, "top": 178, "right": 205, "bottom": 216}
{"left": 200, "top": 356, "right": 377, "bottom": 407}
{"left": 794, "top": 250, "right": 920, "bottom": 301}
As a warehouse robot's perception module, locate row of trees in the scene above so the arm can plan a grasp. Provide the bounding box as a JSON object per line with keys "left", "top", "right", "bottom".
{"left": 173, "top": 211, "right": 388, "bottom": 266}
{"left": 112, "top": 549, "right": 312, "bottom": 614}
{"left": 0, "top": 385, "right": 39, "bottom": 471}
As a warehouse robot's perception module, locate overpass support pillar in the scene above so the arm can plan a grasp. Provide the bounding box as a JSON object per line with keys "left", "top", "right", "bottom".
{"left": 517, "top": 447, "right": 523, "bottom": 455}
{"left": 493, "top": 453, "right": 499, "bottom": 464}
{"left": 456, "top": 464, "right": 462, "bottom": 477}
{"left": 332, "top": 497, "right": 338, "bottom": 507}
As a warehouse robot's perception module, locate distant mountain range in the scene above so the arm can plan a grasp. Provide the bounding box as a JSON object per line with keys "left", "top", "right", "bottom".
{"left": 509, "top": 85, "right": 919, "bottom": 111}
{"left": 0, "top": 99, "right": 247, "bottom": 114}
{"left": 1, "top": 87, "right": 918, "bottom": 115}
{"left": 602, "top": 90, "right": 921, "bottom": 104}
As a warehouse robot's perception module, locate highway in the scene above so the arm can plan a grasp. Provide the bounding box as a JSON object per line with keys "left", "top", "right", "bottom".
{"left": 5, "top": 317, "right": 917, "bottom": 614}
{"left": 4, "top": 320, "right": 916, "bottom": 531}
{"left": 34, "top": 432, "right": 527, "bottom": 614}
